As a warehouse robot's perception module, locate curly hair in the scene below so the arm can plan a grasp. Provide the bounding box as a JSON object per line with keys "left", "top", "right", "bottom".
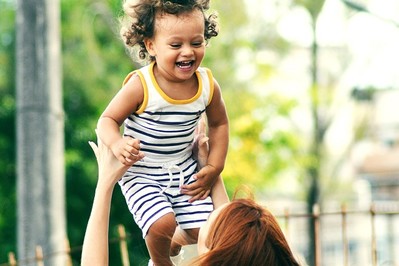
{"left": 120, "top": 0, "right": 219, "bottom": 62}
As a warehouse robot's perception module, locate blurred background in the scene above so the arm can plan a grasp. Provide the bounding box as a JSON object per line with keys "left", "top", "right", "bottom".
{"left": 1, "top": 0, "right": 399, "bottom": 265}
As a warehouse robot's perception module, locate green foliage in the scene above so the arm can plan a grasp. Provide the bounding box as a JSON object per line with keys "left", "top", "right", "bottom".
{"left": 223, "top": 91, "right": 307, "bottom": 195}
{"left": 0, "top": 0, "right": 311, "bottom": 264}
{"left": 0, "top": 0, "right": 16, "bottom": 259}
{"left": 203, "top": 0, "right": 306, "bottom": 198}
{"left": 293, "top": 0, "right": 325, "bottom": 19}
{"left": 61, "top": 0, "right": 148, "bottom": 263}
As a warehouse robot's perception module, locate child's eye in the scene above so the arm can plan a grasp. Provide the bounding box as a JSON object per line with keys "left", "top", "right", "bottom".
{"left": 192, "top": 42, "right": 203, "bottom": 47}
{"left": 170, "top": 44, "right": 181, "bottom": 48}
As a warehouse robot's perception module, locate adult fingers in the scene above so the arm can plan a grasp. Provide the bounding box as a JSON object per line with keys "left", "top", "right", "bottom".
{"left": 88, "top": 141, "right": 99, "bottom": 159}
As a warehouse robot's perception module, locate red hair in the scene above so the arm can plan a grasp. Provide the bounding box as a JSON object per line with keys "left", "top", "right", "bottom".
{"left": 195, "top": 198, "right": 300, "bottom": 266}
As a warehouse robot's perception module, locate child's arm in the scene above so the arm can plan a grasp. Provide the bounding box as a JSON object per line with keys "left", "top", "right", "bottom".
{"left": 191, "top": 115, "right": 229, "bottom": 208}
{"left": 182, "top": 79, "right": 229, "bottom": 203}
{"left": 97, "top": 74, "right": 145, "bottom": 165}
{"left": 205, "top": 79, "right": 229, "bottom": 178}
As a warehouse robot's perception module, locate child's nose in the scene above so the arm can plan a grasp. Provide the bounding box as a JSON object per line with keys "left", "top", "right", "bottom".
{"left": 181, "top": 45, "right": 194, "bottom": 56}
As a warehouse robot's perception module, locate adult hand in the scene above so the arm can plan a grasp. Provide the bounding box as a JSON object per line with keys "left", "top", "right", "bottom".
{"left": 185, "top": 115, "right": 212, "bottom": 201}
{"left": 192, "top": 115, "right": 209, "bottom": 169}
{"left": 82, "top": 130, "right": 130, "bottom": 266}
{"left": 89, "top": 130, "right": 130, "bottom": 187}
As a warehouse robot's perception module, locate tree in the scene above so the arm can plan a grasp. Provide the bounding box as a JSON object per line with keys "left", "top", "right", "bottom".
{"left": 291, "top": 1, "right": 327, "bottom": 264}
{"left": 0, "top": 0, "right": 17, "bottom": 259}
{"left": 2, "top": 1, "right": 353, "bottom": 264}
{"left": 203, "top": 0, "right": 305, "bottom": 196}
{"left": 15, "top": 0, "right": 66, "bottom": 264}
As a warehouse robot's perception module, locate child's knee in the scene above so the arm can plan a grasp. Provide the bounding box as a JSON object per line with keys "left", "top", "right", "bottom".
{"left": 147, "top": 212, "right": 177, "bottom": 239}
{"left": 184, "top": 227, "right": 200, "bottom": 243}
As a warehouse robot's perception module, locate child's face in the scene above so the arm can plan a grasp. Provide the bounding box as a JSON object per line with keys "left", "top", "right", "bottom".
{"left": 145, "top": 8, "right": 206, "bottom": 82}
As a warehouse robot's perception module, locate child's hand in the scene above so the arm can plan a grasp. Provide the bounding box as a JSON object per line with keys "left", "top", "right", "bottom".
{"left": 111, "top": 137, "right": 145, "bottom": 166}
{"left": 88, "top": 130, "right": 130, "bottom": 187}
{"left": 181, "top": 165, "right": 220, "bottom": 203}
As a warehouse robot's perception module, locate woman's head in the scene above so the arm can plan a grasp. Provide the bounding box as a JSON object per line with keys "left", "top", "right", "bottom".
{"left": 197, "top": 198, "right": 300, "bottom": 266}
{"left": 120, "top": 0, "right": 218, "bottom": 62}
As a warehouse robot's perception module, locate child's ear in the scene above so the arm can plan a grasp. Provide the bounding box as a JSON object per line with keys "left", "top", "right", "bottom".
{"left": 144, "top": 38, "right": 156, "bottom": 57}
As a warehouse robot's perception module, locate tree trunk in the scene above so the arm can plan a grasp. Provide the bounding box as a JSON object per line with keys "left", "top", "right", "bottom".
{"left": 16, "top": 0, "right": 66, "bottom": 265}
{"left": 306, "top": 11, "right": 322, "bottom": 266}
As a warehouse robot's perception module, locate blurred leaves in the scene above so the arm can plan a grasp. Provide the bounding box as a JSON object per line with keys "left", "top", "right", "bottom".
{"left": 224, "top": 91, "right": 308, "bottom": 194}
{"left": 61, "top": 0, "right": 149, "bottom": 263}
{"left": 0, "top": 0, "right": 16, "bottom": 257}
{"left": 0, "top": 0, "right": 315, "bottom": 264}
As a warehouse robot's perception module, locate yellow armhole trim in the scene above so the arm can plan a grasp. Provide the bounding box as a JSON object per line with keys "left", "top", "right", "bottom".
{"left": 122, "top": 70, "right": 148, "bottom": 115}
{"left": 150, "top": 62, "right": 202, "bottom": 104}
{"left": 205, "top": 68, "right": 214, "bottom": 106}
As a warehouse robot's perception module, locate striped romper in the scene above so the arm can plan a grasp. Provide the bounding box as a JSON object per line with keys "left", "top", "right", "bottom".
{"left": 118, "top": 62, "right": 214, "bottom": 238}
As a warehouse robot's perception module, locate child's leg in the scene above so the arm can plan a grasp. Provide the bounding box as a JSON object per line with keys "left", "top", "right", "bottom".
{"left": 211, "top": 175, "right": 229, "bottom": 209}
{"left": 145, "top": 212, "right": 177, "bottom": 266}
{"left": 170, "top": 227, "right": 199, "bottom": 256}
{"left": 169, "top": 178, "right": 228, "bottom": 257}
{"left": 169, "top": 179, "right": 228, "bottom": 258}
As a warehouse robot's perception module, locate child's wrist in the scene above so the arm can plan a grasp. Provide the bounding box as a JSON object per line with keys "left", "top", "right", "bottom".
{"left": 206, "top": 163, "right": 223, "bottom": 176}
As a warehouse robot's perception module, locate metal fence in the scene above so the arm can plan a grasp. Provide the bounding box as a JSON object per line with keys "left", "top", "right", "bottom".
{"left": 275, "top": 202, "right": 399, "bottom": 266}
{"left": 2, "top": 203, "right": 398, "bottom": 266}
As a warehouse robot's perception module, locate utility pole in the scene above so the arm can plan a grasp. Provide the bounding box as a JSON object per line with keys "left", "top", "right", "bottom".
{"left": 342, "top": 0, "right": 399, "bottom": 27}
{"left": 16, "top": 0, "right": 66, "bottom": 265}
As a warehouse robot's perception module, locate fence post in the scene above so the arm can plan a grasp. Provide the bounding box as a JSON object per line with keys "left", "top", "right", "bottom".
{"left": 341, "top": 204, "right": 348, "bottom": 266}
{"left": 284, "top": 207, "right": 290, "bottom": 239}
{"left": 7, "top": 252, "right": 17, "bottom": 266}
{"left": 313, "top": 204, "right": 321, "bottom": 266}
{"left": 370, "top": 204, "right": 377, "bottom": 266}
{"left": 65, "top": 238, "right": 73, "bottom": 266}
{"left": 118, "top": 224, "right": 130, "bottom": 266}
{"left": 35, "top": 246, "right": 44, "bottom": 266}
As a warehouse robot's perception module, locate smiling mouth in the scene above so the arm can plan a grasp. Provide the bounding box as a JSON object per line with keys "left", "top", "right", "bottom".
{"left": 176, "top": 60, "right": 194, "bottom": 69}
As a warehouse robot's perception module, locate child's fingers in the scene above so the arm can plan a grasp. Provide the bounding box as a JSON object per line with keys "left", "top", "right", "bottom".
{"left": 126, "top": 137, "right": 141, "bottom": 149}
{"left": 200, "top": 189, "right": 210, "bottom": 200}
{"left": 188, "top": 189, "right": 210, "bottom": 203}
{"left": 123, "top": 150, "right": 144, "bottom": 165}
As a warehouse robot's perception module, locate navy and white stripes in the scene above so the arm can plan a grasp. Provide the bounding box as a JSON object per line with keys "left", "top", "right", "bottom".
{"left": 118, "top": 62, "right": 215, "bottom": 238}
